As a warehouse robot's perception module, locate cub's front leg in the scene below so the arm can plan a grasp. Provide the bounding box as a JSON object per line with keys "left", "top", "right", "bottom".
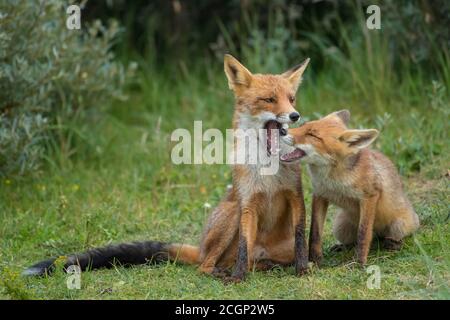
{"left": 308, "top": 195, "right": 329, "bottom": 266}
{"left": 356, "top": 193, "right": 379, "bottom": 265}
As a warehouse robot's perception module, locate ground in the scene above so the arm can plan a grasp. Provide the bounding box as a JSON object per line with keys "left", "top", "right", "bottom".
{"left": 0, "top": 131, "right": 448, "bottom": 299}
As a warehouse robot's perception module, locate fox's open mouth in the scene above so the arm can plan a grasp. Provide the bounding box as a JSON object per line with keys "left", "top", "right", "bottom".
{"left": 264, "top": 120, "right": 283, "bottom": 156}
{"left": 280, "top": 148, "right": 306, "bottom": 162}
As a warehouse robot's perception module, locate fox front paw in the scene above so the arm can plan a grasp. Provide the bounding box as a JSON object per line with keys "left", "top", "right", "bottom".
{"left": 295, "top": 260, "right": 309, "bottom": 276}
{"left": 308, "top": 251, "right": 323, "bottom": 266}
{"left": 356, "top": 254, "right": 368, "bottom": 266}
{"left": 382, "top": 237, "right": 403, "bottom": 251}
{"left": 329, "top": 243, "right": 352, "bottom": 253}
{"left": 211, "top": 267, "right": 232, "bottom": 279}
{"left": 223, "top": 275, "right": 244, "bottom": 285}
{"left": 295, "top": 266, "right": 309, "bottom": 276}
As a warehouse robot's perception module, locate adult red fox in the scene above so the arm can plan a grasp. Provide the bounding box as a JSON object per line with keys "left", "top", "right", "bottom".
{"left": 280, "top": 110, "right": 420, "bottom": 265}
{"left": 24, "top": 55, "right": 311, "bottom": 282}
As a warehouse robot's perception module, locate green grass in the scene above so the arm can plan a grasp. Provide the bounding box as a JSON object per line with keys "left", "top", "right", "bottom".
{"left": 0, "top": 167, "right": 448, "bottom": 299}
{"left": 0, "top": 58, "right": 449, "bottom": 299}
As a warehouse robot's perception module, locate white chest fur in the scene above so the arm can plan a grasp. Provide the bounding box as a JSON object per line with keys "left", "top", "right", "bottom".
{"left": 234, "top": 111, "right": 298, "bottom": 203}
{"left": 308, "top": 165, "right": 362, "bottom": 205}
{"left": 237, "top": 164, "right": 298, "bottom": 204}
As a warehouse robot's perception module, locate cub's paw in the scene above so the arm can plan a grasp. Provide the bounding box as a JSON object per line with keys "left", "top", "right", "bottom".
{"left": 329, "top": 243, "right": 352, "bottom": 253}
{"left": 382, "top": 238, "right": 403, "bottom": 251}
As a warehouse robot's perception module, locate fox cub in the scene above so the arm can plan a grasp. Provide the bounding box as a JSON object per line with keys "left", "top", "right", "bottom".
{"left": 281, "top": 110, "right": 419, "bottom": 265}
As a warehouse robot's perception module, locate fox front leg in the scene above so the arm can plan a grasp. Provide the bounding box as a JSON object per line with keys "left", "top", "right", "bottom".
{"left": 308, "top": 195, "right": 329, "bottom": 266}
{"left": 226, "top": 195, "right": 262, "bottom": 283}
{"left": 287, "top": 190, "right": 308, "bottom": 275}
{"left": 356, "top": 194, "right": 379, "bottom": 265}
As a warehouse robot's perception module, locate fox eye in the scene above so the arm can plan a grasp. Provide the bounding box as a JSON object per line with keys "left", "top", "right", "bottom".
{"left": 306, "top": 132, "right": 321, "bottom": 140}
{"left": 259, "top": 97, "right": 277, "bottom": 103}
{"left": 288, "top": 95, "right": 296, "bottom": 104}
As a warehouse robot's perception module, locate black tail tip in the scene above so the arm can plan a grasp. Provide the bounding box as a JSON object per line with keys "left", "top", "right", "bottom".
{"left": 22, "top": 259, "right": 56, "bottom": 277}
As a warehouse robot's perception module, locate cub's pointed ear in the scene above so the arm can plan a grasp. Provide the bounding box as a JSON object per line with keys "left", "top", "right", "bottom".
{"left": 224, "top": 54, "right": 253, "bottom": 90}
{"left": 281, "top": 58, "right": 310, "bottom": 91}
{"left": 339, "top": 129, "right": 379, "bottom": 149}
{"left": 334, "top": 109, "right": 351, "bottom": 125}
{"left": 323, "top": 109, "right": 350, "bottom": 125}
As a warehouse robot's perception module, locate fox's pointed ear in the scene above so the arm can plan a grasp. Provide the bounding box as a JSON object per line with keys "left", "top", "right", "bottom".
{"left": 281, "top": 58, "right": 310, "bottom": 91}
{"left": 334, "top": 109, "right": 351, "bottom": 125}
{"left": 324, "top": 109, "right": 350, "bottom": 125}
{"left": 339, "top": 129, "right": 379, "bottom": 149}
{"left": 224, "top": 54, "right": 253, "bottom": 90}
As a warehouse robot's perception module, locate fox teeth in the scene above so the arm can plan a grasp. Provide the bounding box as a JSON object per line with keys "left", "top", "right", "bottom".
{"left": 282, "top": 135, "right": 294, "bottom": 145}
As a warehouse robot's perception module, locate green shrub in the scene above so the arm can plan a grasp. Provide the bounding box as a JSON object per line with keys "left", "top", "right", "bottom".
{"left": 0, "top": 0, "right": 132, "bottom": 177}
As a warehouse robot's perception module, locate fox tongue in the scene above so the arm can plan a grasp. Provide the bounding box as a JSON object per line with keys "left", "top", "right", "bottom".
{"left": 280, "top": 148, "right": 306, "bottom": 162}
{"left": 266, "top": 121, "right": 279, "bottom": 155}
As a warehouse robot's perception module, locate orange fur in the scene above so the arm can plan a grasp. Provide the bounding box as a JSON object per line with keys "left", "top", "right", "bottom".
{"left": 282, "top": 110, "right": 419, "bottom": 265}
{"left": 136, "top": 55, "right": 310, "bottom": 281}
{"left": 193, "top": 55, "right": 311, "bottom": 281}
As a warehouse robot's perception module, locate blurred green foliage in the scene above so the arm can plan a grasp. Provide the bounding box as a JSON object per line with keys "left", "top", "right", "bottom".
{"left": 0, "top": 0, "right": 132, "bottom": 176}
{"left": 86, "top": 0, "right": 449, "bottom": 74}
{"left": 0, "top": 0, "right": 448, "bottom": 177}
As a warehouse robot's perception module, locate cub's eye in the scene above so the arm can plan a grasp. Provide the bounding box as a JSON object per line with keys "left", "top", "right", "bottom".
{"left": 259, "top": 97, "right": 277, "bottom": 103}
{"left": 288, "top": 95, "right": 296, "bottom": 104}
{"left": 306, "top": 132, "right": 321, "bottom": 140}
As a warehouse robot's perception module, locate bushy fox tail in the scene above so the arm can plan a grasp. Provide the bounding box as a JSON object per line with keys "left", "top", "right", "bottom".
{"left": 22, "top": 241, "right": 200, "bottom": 276}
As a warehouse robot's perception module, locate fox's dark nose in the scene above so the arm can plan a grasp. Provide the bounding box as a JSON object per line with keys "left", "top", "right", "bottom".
{"left": 289, "top": 112, "right": 300, "bottom": 122}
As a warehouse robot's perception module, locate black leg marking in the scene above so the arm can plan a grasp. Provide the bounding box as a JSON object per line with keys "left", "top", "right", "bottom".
{"left": 295, "top": 224, "right": 308, "bottom": 275}
{"left": 225, "top": 236, "right": 247, "bottom": 284}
